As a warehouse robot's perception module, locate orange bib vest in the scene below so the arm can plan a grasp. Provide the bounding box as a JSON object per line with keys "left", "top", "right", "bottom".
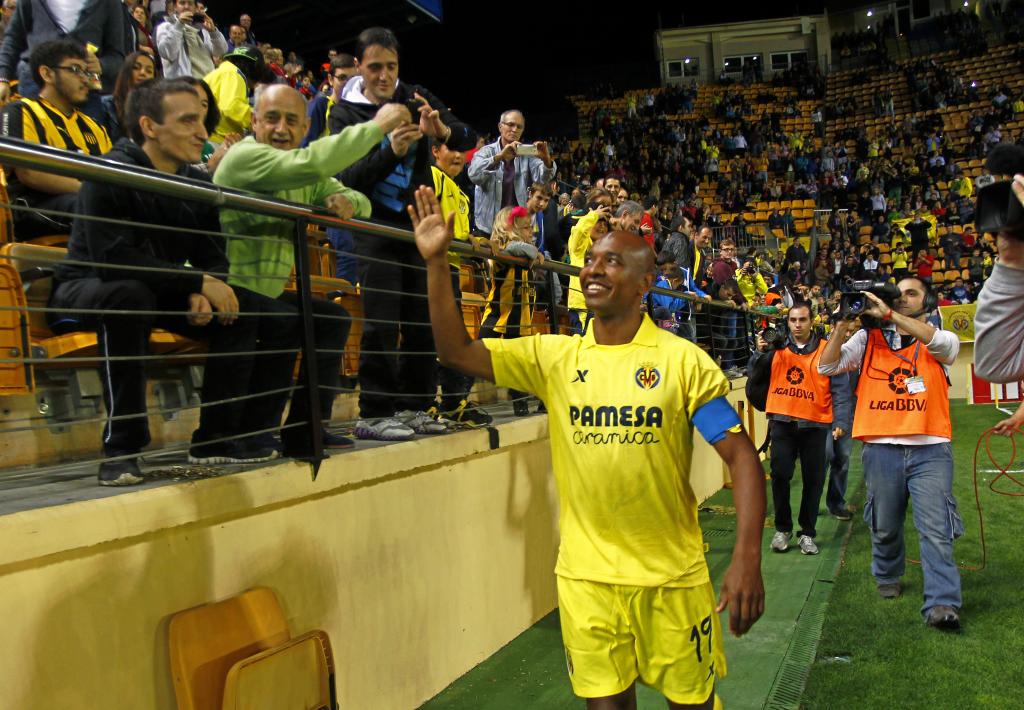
{"left": 765, "top": 339, "right": 833, "bottom": 424}
{"left": 852, "top": 328, "right": 952, "bottom": 440}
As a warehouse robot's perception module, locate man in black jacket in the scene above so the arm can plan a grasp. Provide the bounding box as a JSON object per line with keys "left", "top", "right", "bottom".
{"left": 328, "top": 26, "right": 475, "bottom": 440}
{"left": 48, "top": 79, "right": 288, "bottom": 485}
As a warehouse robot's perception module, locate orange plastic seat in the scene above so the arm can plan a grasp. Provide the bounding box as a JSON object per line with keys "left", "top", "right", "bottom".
{"left": 220, "top": 630, "right": 335, "bottom": 710}
{"left": 0, "top": 260, "right": 31, "bottom": 394}
{"left": 169, "top": 587, "right": 291, "bottom": 710}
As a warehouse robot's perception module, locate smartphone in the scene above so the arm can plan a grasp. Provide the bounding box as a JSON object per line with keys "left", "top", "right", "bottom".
{"left": 405, "top": 98, "right": 424, "bottom": 116}
{"left": 192, "top": 12, "right": 206, "bottom": 24}
{"left": 516, "top": 144, "right": 538, "bottom": 157}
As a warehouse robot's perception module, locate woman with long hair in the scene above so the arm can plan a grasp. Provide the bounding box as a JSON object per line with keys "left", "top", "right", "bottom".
{"left": 100, "top": 52, "right": 158, "bottom": 142}
{"left": 178, "top": 76, "right": 239, "bottom": 174}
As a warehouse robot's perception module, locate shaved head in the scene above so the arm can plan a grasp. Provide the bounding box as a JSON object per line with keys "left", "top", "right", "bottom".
{"left": 256, "top": 83, "right": 305, "bottom": 115}
{"left": 581, "top": 230, "right": 657, "bottom": 318}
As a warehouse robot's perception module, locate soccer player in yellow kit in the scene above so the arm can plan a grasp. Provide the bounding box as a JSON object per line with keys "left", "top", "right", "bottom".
{"left": 408, "top": 187, "right": 766, "bottom": 709}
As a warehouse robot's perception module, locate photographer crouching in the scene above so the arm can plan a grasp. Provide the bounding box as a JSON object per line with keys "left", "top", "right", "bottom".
{"left": 750, "top": 301, "right": 852, "bottom": 556}
{"left": 818, "top": 278, "right": 963, "bottom": 631}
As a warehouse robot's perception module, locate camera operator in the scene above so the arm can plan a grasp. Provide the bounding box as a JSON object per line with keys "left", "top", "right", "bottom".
{"left": 750, "top": 301, "right": 852, "bottom": 557}
{"left": 818, "top": 277, "right": 963, "bottom": 631}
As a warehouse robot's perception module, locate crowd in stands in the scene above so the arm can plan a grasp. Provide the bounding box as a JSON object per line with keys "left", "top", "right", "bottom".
{"left": 0, "top": 0, "right": 1020, "bottom": 483}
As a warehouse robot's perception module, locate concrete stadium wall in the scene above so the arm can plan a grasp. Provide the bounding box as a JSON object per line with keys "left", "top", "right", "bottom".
{"left": 0, "top": 384, "right": 762, "bottom": 710}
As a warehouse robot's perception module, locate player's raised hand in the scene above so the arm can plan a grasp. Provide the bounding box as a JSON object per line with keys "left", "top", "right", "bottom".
{"left": 407, "top": 186, "right": 455, "bottom": 262}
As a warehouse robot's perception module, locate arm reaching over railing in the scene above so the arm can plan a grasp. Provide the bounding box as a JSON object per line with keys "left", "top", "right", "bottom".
{"left": 407, "top": 186, "right": 495, "bottom": 382}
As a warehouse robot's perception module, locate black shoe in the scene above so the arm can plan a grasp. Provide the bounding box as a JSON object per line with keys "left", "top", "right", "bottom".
{"left": 513, "top": 399, "right": 530, "bottom": 417}
{"left": 248, "top": 432, "right": 282, "bottom": 453}
{"left": 877, "top": 582, "right": 902, "bottom": 599}
{"left": 188, "top": 440, "right": 278, "bottom": 465}
{"left": 925, "top": 605, "right": 961, "bottom": 631}
{"left": 446, "top": 399, "right": 494, "bottom": 426}
{"left": 98, "top": 457, "right": 145, "bottom": 487}
{"left": 322, "top": 429, "right": 355, "bottom": 449}
{"left": 831, "top": 507, "right": 853, "bottom": 521}
{"left": 536, "top": 401, "right": 547, "bottom": 414}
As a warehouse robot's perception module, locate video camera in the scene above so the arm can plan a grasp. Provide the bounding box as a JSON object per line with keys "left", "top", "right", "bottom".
{"left": 977, "top": 144, "right": 1024, "bottom": 237}
{"left": 837, "top": 278, "right": 901, "bottom": 320}
{"left": 758, "top": 320, "right": 788, "bottom": 349}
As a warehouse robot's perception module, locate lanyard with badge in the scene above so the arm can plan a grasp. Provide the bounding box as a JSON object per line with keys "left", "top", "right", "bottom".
{"left": 865, "top": 330, "right": 926, "bottom": 394}
{"left": 893, "top": 339, "right": 926, "bottom": 395}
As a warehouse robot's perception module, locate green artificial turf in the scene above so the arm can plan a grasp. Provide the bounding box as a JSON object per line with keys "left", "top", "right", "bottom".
{"left": 423, "top": 401, "right": 1024, "bottom": 709}
{"left": 802, "top": 401, "right": 1024, "bottom": 709}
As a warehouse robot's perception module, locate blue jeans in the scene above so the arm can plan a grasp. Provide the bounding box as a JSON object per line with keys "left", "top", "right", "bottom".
{"left": 327, "top": 227, "right": 357, "bottom": 284}
{"left": 862, "top": 442, "right": 963, "bottom": 615}
{"left": 825, "top": 431, "right": 854, "bottom": 513}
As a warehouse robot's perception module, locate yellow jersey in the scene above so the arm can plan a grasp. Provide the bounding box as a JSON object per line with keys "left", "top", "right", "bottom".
{"left": 484, "top": 315, "right": 737, "bottom": 588}
{"left": 567, "top": 209, "right": 602, "bottom": 311}
{"left": 431, "top": 165, "right": 471, "bottom": 268}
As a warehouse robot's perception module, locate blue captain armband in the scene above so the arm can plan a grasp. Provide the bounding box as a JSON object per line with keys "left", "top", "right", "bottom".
{"left": 692, "top": 396, "right": 742, "bottom": 445}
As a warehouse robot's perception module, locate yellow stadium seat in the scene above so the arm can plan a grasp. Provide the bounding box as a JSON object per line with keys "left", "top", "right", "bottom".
{"left": 461, "top": 291, "right": 486, "bottom": 340}
{"left": 0, "top": 260, "right": 31, "bottom": 395}
{"left": 0, "top": 176, "right": 15, "bottom": 244}
{"left": 1, "top": 243, "right": 205, "bottom": 368}
{"left": 169, "top": 588, "right": 292, "bottom": 710}
{"left": 220, "top": 630, "right": 335, "bottom": 710}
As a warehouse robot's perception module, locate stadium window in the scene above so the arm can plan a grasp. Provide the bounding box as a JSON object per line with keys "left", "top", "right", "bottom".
{"left": 667, "top": 60, "right": 683, "bottom": 78}
{"left": 684, "top": 56, "right": 700, "bottom": 77}
{"left": 770, "top": 51, "right": 808, "bottom": 71}
{"left": 912, "top": 0, "right": 930, "bottom": 20}
{"left": 724, "top": 54, "right": 760, "bottom": 74}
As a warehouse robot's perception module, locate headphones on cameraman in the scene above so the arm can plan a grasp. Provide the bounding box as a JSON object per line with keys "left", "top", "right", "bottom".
{"left": 904, "top": 276, "right": 937, "bottom": 317}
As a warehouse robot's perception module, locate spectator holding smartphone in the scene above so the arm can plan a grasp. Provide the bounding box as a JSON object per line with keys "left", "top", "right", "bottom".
{"left": 468, "top": 109, "right": 556, "bottom": 235}
{"left": 155, "top": 0, "right": 227, "bottom": 79}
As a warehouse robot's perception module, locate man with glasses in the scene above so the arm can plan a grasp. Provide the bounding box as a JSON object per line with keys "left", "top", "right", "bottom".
{"left": 302, "top": 53, "right": 356, "bottom": 148}
{"left": 468, "top": 109, "right": 556, "bottom": 235}
{"left": 0, "top": 0, "right": 129, "bottom": 104}
{"left": 0, "top": 39, "right": 111, "bottom": 240}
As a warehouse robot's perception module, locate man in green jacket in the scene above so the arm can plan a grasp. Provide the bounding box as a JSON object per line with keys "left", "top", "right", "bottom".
{"left": 214, "top": 84, "right": 410, "bottom": 454}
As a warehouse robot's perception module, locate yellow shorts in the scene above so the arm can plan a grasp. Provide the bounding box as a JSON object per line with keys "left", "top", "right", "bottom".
{"left": 557, "top": 576, "right": 726, "bottom": 705}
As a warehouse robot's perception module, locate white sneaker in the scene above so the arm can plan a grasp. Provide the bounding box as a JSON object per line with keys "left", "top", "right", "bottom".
{"left": 770, "top": 531, "right": 791, "bottom": 553}
{"left": 395, "top": 409, "right": 448, "bottom": 435}
{"left": 353, "top": 417, "right": 415, "bottom": 441}
{"left": 798, "top": 534, "right": 819, "bottom": 555}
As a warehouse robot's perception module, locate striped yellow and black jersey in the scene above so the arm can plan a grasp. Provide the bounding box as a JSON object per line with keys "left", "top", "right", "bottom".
{"left": 481, "top": 260, "right": 535, "bottom": 337}
{"left": 0, "top": 97, "right": 112, "bottom": 199}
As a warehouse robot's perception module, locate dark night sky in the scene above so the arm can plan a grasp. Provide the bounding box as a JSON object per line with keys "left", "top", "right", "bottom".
{"left": 212, "top": 1, "right": 823, "bottom": 136}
